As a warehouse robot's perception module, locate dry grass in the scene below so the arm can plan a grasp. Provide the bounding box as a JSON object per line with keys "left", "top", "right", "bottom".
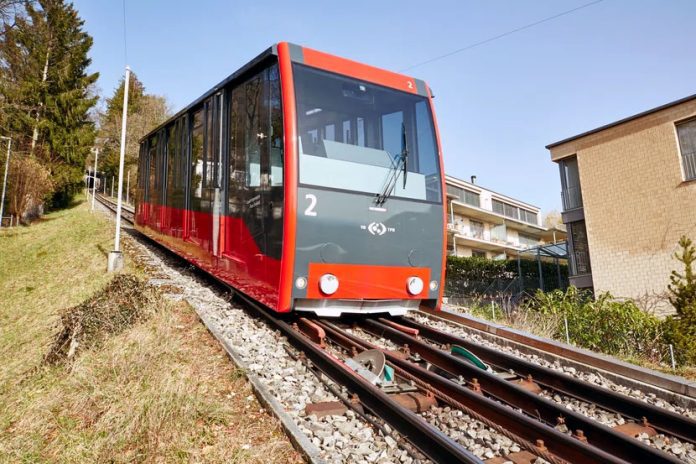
{"left": 0, "top": 198, "right": 302, "bottom": 463}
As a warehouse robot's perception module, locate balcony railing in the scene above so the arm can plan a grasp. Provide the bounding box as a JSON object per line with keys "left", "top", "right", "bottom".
{"left": 683, "top": 150, "right": 696, "bottom": 181}
{"left": 561, "top": 186, "right": 583, "bottom": 211}
{"left": 570, "top": 249, "right": 591, "bottom": 276}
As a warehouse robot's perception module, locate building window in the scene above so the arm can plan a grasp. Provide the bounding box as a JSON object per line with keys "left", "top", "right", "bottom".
{"left": 470, "top": 220, "right": 484, "bottom": 239}
{"left": 559, "top": 156, "right": 583, "bottom": 210}
{"left": 472, "top": 249, "right": 486, "bottom": 258}
{"left": 447, "top": 184, "right": 480, "bottom": 207}
{"left": 568, "top": 220, "right": 591, "bottom": 276}
{"left": 490, "top": 223, "right": 506, "bottom": 242}
{"left": 677, "top": 118, "right": 696, "bottom": 181}
{"left": 519, "top": 233, "right": 538, "bottom": 248}
{"left": 492, "top": 199, "right": 504, "bottom": 215}
{"left": 492, "top": 198, "right": 537, "bottom": 225}
{"left": 463, "top": 189, "right": 479, "bottom": 207}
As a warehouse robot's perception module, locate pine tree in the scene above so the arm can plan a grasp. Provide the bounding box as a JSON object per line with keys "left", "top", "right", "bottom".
{"left": 664, "top": 236, "right": 696, "bottom": 365}
{"left": 0, "top": 0, "right": 99, "bottom": 208}
{"left": 669, "top": 236, "right": 696, "bottom": 312}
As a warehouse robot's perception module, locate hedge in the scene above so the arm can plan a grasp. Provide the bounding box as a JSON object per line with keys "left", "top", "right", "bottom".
{"left": 445, "top": 255, "right": 568, "bottom": 298}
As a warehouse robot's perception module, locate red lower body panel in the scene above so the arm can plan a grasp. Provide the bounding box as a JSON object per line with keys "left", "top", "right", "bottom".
{"left": 306, "top": 263, "right": 430, "bottom": 300}
{"left": 136, "top": 202, "right": 282, "bottom": 310}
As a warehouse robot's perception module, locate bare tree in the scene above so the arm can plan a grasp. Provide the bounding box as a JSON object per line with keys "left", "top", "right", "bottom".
{"left": 543, "top": 210, "right": 563, "bottom": 228}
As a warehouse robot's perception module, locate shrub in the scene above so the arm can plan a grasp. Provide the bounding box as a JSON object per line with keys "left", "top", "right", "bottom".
{"left": 523, "top": 287, "right": 664, "bottom": 362}
{"left": 6, "top": 156, "right": 54, "bottom": 224}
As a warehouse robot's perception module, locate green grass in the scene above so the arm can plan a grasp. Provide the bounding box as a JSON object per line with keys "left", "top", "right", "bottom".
{"left": 0, "top": 198, "right": 302, "bottom": 463}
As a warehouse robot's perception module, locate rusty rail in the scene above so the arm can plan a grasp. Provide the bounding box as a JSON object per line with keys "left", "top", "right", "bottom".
{"left": 397, "top": 315, "right": 696, "bottom": 444}
{"left": 357, "top": 318, "right": 681, "bottom": 464}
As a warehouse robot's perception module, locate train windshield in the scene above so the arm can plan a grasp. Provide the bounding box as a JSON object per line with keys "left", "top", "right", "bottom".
{"left": 293, "top": 64, "right": 442, "bottom": 203}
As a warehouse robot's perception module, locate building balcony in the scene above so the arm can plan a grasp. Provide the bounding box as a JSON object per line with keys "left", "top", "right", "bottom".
{"left": 448, "top": 199, "right": 544, "bottom": 234}
{"left": 447, "top": 223, "right": 535, "bottom": 253}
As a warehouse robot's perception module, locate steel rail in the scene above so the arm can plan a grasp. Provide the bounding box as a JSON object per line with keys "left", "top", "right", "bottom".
{"left": 318, "top": 319, "right": 629, "bottom": 464}
{"left": 93, "top": 194, "right": 482, "bottom": 464}
{"left": 226, "top": 295, "right": 483, "bottom": 464}
{"left": 397, "top": 315, "right": 696, "bottom": 444}
{"left": 360, "top": 318, "right": 682, "bottom": 464}
{"left": 96, "top": 194, "right": 135, "bottom": 221}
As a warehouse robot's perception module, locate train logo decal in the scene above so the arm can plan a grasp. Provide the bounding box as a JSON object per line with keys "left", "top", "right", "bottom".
{"left": 363, "top": 222, "right": 394, "bottom": 236}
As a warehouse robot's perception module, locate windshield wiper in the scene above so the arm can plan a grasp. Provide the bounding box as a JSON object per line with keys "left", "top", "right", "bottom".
{"left": 375, "top": 123, "right": 408, "bottom": 206}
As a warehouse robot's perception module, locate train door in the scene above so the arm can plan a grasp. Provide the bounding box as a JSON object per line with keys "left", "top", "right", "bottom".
{"left": 240, "top": 72, "right": 267, "bottom": 262}
{"left": 187, "top": 96, "right": 223, "bottom": 253}
{"left": 136, "top": 143, "right": 148, "bottom": 224}
{"left": 223, "top": 65, "right": 283, "bottom": 299}
{"left": 146, "top": 133, "right": 161, "bottom": 231}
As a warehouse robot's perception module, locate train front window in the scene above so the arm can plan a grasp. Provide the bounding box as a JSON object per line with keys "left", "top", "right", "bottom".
{"left": 293, "top": 64, "right": 441, "bottom": 202}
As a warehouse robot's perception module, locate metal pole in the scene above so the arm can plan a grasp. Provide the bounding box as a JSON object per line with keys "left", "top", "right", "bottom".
{"left": 555, "top": 257, "right": 562, "bottom": 289}
{"left": 537, "top": 247, "right": 544, "bottom": 291}
{"left": 91, "top": 148, "right": 99, "bottom": 211}
{"left": 0, "top": 137, "right": 11, "bottom": 230}
{"left": 126, "top": 169, "right": 130, "bottom": 205}
{"left": 108, "top": 65, "right": 131, "bottom": 272}
{"left": 669, "top": 344, "right": 676, "bottom": 370}
{"left": 564, "top": 316, "right": 570, "bottom": 344}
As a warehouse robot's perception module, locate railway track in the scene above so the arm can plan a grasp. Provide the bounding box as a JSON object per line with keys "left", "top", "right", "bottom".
{"left": 393, "top": 315, "right": 696, "bottom": 443}
{"left": 94, "top": 193, "right": 480, "bottom": 463}
{"left": 95, "top": 193, "right": 694, "bottom": 463}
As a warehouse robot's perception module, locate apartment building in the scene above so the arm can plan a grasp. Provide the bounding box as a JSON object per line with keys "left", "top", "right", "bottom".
{"left": 445, "top": 175, "right": 565, "bottom": 259}
{"left": 546, "top": 94, "right": 696, "bottom": 311}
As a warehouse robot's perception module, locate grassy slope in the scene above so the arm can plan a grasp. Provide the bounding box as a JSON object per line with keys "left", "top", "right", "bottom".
{"left": 0, "top": 199, "right": 301, "bottom": 463}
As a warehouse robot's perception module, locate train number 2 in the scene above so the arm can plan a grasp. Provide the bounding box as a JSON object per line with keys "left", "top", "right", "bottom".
{"left": 304, "top": 194, "right": 317, "bottom": 216}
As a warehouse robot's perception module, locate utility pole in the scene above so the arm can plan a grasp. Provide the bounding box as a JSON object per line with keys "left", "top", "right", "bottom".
{"left": 91, "top": 147, "right": 99, "bottom": 211}
{"left": 108, "top": 65, "right": 131, "bottom": 272}
{"left": 0, "top": 137, "right": 12, "bottom": 229}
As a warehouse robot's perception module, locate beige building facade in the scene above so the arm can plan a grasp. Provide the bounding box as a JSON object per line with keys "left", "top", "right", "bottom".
{"left": 445, "top": 175, "right": 565, "bottom": 259}
{"left": 547, "top": 94, "right": 696, "bottom": 313}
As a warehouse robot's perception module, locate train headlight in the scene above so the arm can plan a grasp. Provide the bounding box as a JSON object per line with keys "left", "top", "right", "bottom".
{"left": 319, "top": 274, "right": 339, "bottom": 295}
{"left": 429, "top": 280, "right": 439, "bottom": 291}
{"left": 295, "top": 277, "right": 307, "bottom": 290}
{"left": 406, "top": 276, "right": 424, "bottom": 295}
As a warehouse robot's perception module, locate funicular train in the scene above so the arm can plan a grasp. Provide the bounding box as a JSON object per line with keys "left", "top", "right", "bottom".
{"left": 135, "top": 43, "right": 446, "bottom": 316}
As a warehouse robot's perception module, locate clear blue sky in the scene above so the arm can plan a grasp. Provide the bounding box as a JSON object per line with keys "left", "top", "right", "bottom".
{"left": 72, "top": 0, "right": 696, "bottom": 213}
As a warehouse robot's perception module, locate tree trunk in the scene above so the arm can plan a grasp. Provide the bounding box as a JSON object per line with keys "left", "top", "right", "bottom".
{"left": 30, "top": 47, "right": 50, "bottom": 154}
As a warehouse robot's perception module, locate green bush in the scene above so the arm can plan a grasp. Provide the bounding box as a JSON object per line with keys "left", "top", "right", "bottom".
{"left": 524, "top": 287, "right": 664, "bottom": 361}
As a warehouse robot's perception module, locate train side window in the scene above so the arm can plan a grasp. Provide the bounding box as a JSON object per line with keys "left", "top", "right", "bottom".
{"left": 148, "top": 135, "right": 158, "bottom": 203}
{"left": 228, "top": 85, "right": 245, "bottom": 214}
{"left": 179, "top": 117, "right": 188, "bottom": 191}
{"left": 138, "top": 144, "right": 145, "bottom": 190}
{"left": 205, "top": 97, "right": 222, "bottom": 190}
{"left": 191, "top": 109, "right": 204, "bottom": 203}
{"left": 244, "top": 74, "right": 263, "bottom": 188}
{"left": 166, "top": 123, "right": 177, "bottom": 204}
{"left": 268, "top": 65, "right": 283, "bottom": 187}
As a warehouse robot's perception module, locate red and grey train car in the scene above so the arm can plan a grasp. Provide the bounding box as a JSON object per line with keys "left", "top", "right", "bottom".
{"left": 135, "top": 43, "right": 446, "bottom": 316}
